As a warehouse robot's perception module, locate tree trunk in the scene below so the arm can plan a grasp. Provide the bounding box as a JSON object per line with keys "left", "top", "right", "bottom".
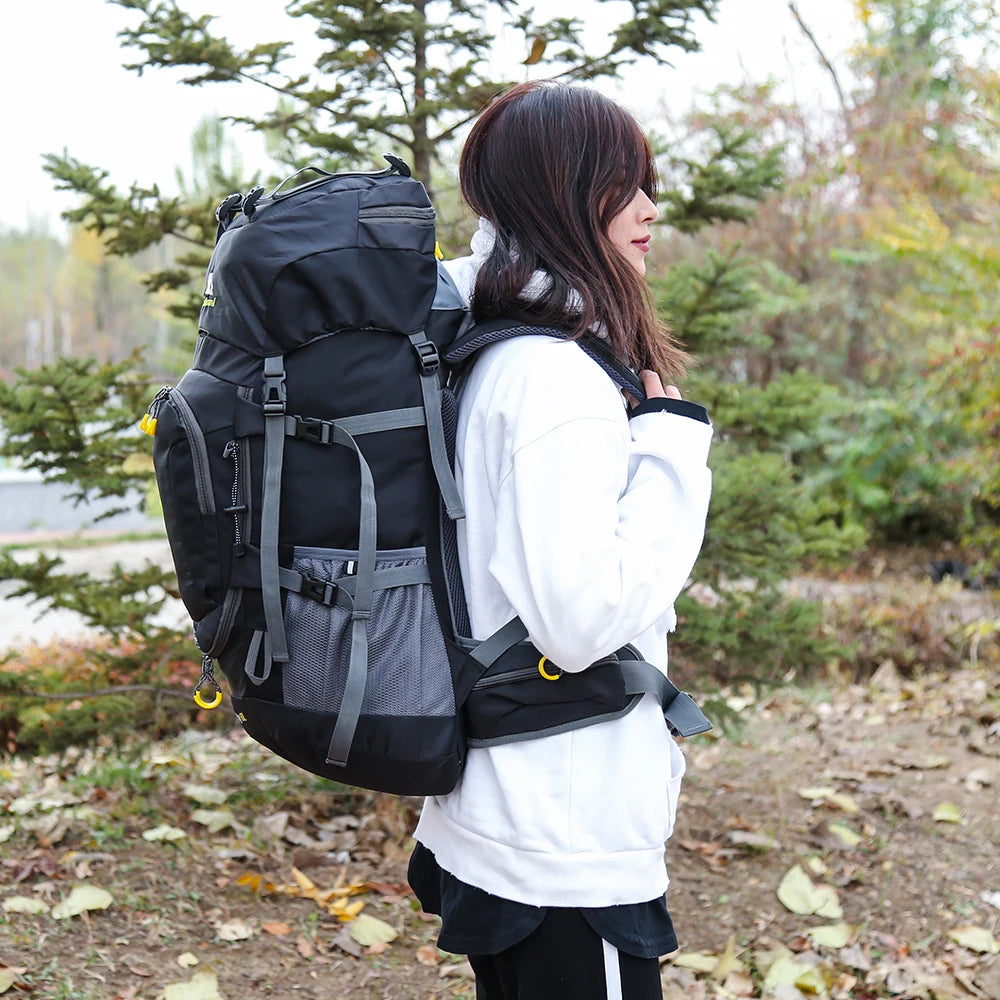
{"left": 410, "top": 0, "right": 434, "bottom": 199}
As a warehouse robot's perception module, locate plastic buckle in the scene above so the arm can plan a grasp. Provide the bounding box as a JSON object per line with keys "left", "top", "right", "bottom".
{"left": 301, "top": 575, "right": 338, "bottom": 606}
{"left": 262, "top": 375, "right": 287, "bottom": 415}
{"left": 415, "top": 340, "right": 439, "bottom": 374}
{"left": 294, "top": 416, "right": 333, "bottom": 445}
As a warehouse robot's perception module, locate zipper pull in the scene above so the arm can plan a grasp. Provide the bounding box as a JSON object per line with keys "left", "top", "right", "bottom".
{"left": 140, "top": 386, "right": 171, "bottom": 436}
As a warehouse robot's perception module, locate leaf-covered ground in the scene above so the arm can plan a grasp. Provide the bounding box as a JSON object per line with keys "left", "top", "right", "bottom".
{"left": 1, "top": 662, "right": 999, "bottom": 1000}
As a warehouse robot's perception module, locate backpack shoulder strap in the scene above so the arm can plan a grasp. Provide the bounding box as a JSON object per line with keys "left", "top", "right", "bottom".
{"left": 444, "top": 320, "right": 647, "bottom": 403}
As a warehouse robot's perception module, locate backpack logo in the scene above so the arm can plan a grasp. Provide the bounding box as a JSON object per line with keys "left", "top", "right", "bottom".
{"left": 203, "top": 271, "right": 216, "bottom": 307}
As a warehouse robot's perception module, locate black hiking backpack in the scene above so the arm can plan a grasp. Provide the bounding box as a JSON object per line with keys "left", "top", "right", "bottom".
{"left": 145, "top": 157, "right": 710, "bottom": 796}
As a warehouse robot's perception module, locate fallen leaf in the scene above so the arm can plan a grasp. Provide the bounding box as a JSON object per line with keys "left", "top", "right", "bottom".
{"left": 215, "top": 917, "right": 255, "bottom": 941}
{"left": 981, "top": 890, "right": 1000, "bottom": 911}
{"left": 330, "top": 928, "right": 361, "bottom": 957}
{"left": 439, "top": 960, "right": 474, "bottom": 979}
{"left": 948, "top": 925, "right": 1000, "bottom": 954}
{"left": 0, "top": 825, "right": 13, "bottom": 843}
{"left": 827, "top": 822, "right": 862, "bottom": 847}
{"left": 727, "top": 830, "right": 778, "bottom": 851}
{"left": 777, "top": 865, "right": 843, "bottom": 919}
{"left": 297, "top": 936, "right": 315, "bottom": 958}
{"left": 721, "top": 970, "right": 755, "bottom": 997}
{"left": 51, "top": 884, "right": 113, "bottom": 919}
{"left": 672, "top": 951, "right": 719, "bottom": 973}
{"left": 125, "top": 963, "right": 153, "bottom": 977}
{"left": 763, "top": 954, "right": 815, "bottom": 991}
{"left": 932, "top": 802, "right": 963, "bottom": 823}
{"left": 365, "top": 940, "right": 391, "bottom": 955}
{"left": 416, "top": 944, "right": 440, "bottom": 966}
{"left": 162, "top": 970, "right": 223, "bottom": 1000}
{"left": 142, "top": 825, "right": 187, "bottom": 842}
{"left": 348, "top": 913, "right": 398, "bottom": 947}
{"left": 191, "top": 809, "right": 237, "bottom": 833}
{"left": 808, "top": 922, "right": 854, "bottom": 948}
{"left": 183, "top": 784, "right": 229, "bottom": 805}
{"left": 0, "top": 971, "right": 16, "bottom": 994}
{"left": 798, "top": 786, "right": 836, "bottom": 801}
{"left": 177, "top": 953, "right": 200, "bottom": 968}
{"left": 712, "top": 935, "right": 744, "bottom": 979}
{"left": 3, "top": 895, "right": 49, "bottom": 914}
{"left": 262, "top": 922, "right": 293, "bottom": 937}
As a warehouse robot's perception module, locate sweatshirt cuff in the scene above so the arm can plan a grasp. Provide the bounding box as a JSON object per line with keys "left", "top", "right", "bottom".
{"left": 628, "top": 397, "right": 710, "bottom": 424}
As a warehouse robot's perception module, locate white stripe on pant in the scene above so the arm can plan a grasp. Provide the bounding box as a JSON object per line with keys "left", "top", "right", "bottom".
{"left": 602, "top": 939, "right": 624, "bottom": 1000}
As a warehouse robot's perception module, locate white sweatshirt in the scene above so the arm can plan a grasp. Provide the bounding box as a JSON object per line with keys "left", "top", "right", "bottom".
{"left": 413, "top": 258, "right": 713, "bottom": 907}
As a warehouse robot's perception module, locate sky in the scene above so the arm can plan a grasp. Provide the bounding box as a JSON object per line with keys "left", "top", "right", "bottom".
{"left": 0, "top": 0, "right": 858, "bottom": 234}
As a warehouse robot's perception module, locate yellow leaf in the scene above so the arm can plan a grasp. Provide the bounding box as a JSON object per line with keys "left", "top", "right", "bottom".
{"left": 763, "top": 954, "right": 814, "bottom": 991}
{"left": 797, "top": 786, "right": 835, "bottom": 800}
{"left": 672, "top": 951, "right": 719, "bottom": 973}
{"left": 143, "top": 825, "right": 187, "bottom": 842}
{"left": 828, "top": 822, "right": 862, "bottom": 846}
{"left": 827, "top": 793, "right": 860, "bottom": 814}
{"left": 51, "top": 885, "right": 113, "bottom": 919}
{"left": 3, "top": 896, "right": 49, "bottom": 915}
{"left": 932, "top": 802, "right": 962, "bottom": 823}
{"left": 162, "top": 970, "right": 223, "bottom": 1000}
{"left": 292, "top": 866, "right": 318, "bottom": 898}
{"left": 948, "top": 925, "right": 1000, "bottom": 954}
{"left": 777, "top": 865, "right": 842, "bottom": 919}
{"left": 348, "top": 913, "right": 398, "bottom": 946}
{"left": 808, "top": 922, "right": 854, "bottom": 948}
{"left": 177, "top": 953, "right": 200, "bottom": 968}
{"left": 190, "top": 808, "right": 236, "bottom": 833}
{"left": 0, "top": 970, "right": 17, "bottom": 993}
{"left": 712, "top": 935, "right": 744, "bottom": 979}
{"left": 522, "top": 35, "right": 546, "bottom": 65}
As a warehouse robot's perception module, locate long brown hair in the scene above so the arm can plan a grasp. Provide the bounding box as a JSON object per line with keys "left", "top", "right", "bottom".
{"left": 459, "top": 80, "right": 688, "bottom": 379}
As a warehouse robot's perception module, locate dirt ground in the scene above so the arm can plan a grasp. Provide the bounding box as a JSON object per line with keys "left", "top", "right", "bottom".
{"left": 1, "top": 657, "right": 999, "bottom": 1000}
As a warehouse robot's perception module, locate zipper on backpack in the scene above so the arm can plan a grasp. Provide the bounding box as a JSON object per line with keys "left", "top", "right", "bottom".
{"left": 223, "top": 439, "right": 247, "bottom": 556}
{"left": 357, "top": 205, "right": 435, "bottom": 223}
{"left": 471, "top": 666, "right": 541, "bottom": 691}
{"left": 165, "top": 390, "right": 216, "bottom": 516}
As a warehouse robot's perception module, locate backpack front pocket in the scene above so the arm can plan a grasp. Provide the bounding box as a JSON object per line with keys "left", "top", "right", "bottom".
{"left": 280, "top": 546, "right": 454, "bottom": 718}
{"left": 152, "top": 385, "right": 227, "bottom": 621}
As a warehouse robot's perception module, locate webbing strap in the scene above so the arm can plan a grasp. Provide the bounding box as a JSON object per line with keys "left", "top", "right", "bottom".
{"left": 619, "top": 660, "right": 713, "bottom": 738}
{"left": 277, "top": 563, "right": 429, "bottom": 603}
{"left": 260, "top": 356, "right": 290, "bottom": 663}
{"left": 244, "top": 629, "right": 268, "bottom": 685}
{"left": 408, "top": 333, "right": 465, "bottom": 520}
{"left": 325, "top": 424, "right": 378, "bottom": 768}
{"left": 469, "top": 617, "right": 530, "bottom": 668}
{"left": 283, "top": 407, "right": 426, "bottom": 443}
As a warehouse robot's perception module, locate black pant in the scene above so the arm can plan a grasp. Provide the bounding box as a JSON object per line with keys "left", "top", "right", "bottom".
{"left": 469, "top": 908, "right": 662, "bottom": 1000}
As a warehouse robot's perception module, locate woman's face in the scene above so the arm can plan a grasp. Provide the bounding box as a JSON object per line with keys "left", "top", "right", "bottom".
{"left": 606, "top": 189, "right": 659, "bottom": 275}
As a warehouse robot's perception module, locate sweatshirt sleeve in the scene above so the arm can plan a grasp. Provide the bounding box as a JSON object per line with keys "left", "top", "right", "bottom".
{"left": 484, "top": 357, "right": 713, "bottom": 673}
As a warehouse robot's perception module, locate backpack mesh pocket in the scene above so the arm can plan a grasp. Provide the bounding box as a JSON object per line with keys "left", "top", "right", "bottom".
{"left": 282, "top": 547, "right": 454, "bottom": 718}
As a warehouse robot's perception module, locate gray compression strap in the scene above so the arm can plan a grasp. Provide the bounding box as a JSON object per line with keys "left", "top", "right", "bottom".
{"left": 408, "top": 333, "right": 465, "bottom": 520}
{"left": 283, "top": 407, "right": 426, "bottom": 442}
{"left": 279, "top": 563, "right": 429, "bottom": 602}
{"left": 618, "top": 660, "right": 714, "bottom": 738}
{"left": 260, "top": 355, "right": 290, "bottom": 663}
{"left": 325, "top": 424, "right": 378, "bottom": 768}
{"left": 469, "top": 616, "right": 530, "bottom": 668}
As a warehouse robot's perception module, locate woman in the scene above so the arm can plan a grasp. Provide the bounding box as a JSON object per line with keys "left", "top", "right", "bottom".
{"left": 408, "top": 80, "right": 714, "bottom": 1000}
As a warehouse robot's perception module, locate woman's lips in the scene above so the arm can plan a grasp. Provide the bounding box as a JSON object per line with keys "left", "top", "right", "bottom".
{"left": 632, "top": 237, "right": 651, "bottom": 252}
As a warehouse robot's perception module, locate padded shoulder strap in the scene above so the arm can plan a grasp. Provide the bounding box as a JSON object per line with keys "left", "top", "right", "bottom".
{"left": 444, "top": 319, "right": 647, "bottom": 402}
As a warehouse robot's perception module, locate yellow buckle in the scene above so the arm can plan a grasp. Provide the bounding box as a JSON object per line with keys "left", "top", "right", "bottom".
{"left": 193, "top": 679, "right": 223, "bottom": 710}
{"left": 537, "top": 656, "right": 561, "bottom": 681}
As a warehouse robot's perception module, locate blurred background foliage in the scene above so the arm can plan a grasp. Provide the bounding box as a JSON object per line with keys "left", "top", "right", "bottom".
{"left": 1, "top": 0, "right": 998, "bottom": 752}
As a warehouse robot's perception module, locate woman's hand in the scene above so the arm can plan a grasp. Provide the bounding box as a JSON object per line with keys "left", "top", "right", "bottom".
{"left": 640, "top": 370, "right": 681, "bottom": 400}
{"left": 625, "top": 369, "right": 682, "bottom": 407}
